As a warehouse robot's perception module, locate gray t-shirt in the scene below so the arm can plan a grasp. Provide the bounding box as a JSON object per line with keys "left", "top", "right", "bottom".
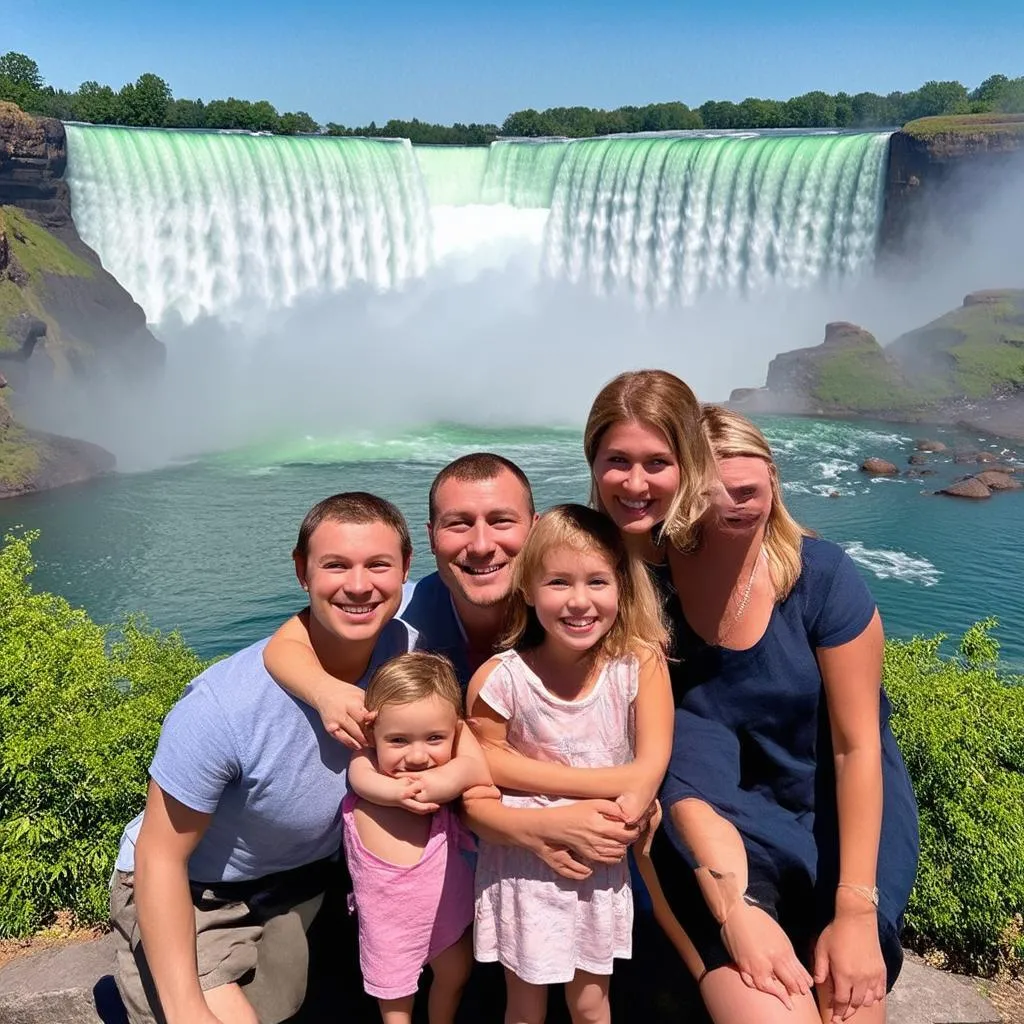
{"left": 115, "top": 618, "right": 416, "bottom": 882}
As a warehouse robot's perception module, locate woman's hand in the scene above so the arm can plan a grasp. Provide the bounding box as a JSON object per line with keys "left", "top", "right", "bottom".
{"left": 314, "top": 682, "right": 375, "bottom": 749}
{"left": 719, "top": 902, "right": 813, "bottom": 1010}
{"left": 813, "top": 905, "right": 887, "bottom": 1022}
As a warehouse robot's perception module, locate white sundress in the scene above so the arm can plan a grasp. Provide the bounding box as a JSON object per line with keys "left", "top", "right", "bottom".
{"left": 473, "top": 648, "right": 638, "bottom": 984}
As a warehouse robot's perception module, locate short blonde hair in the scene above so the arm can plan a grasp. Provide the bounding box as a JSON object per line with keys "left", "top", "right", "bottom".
{"left": 364, "top": 652, "right": 463, "bottom": 718}
{"left": 700, "top": 405, "right": 812, "bottom": 600}
{"left": 501, "top": 503, "right": 668, "bottom": 657}
{"left": 584, "top": 370, "right": 716, "bottom": 552}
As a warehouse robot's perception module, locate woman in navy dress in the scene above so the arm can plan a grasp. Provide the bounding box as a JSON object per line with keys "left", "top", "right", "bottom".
{"left": 583, "top": 377, "right": 919, "bottom": 1024}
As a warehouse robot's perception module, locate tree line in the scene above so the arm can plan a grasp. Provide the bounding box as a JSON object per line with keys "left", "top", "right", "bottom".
{"left": 1, "top": 51, "right": 1022, "bottom": 143}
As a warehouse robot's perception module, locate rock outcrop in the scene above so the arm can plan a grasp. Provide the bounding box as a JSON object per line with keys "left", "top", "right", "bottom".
{"left": 880, "top": 114, "right": 1024, "bottom": 257}
{"left": 0, "top": 104, "right": 166, "bottom": 497}
{"left": 729, "top": 290, "right": 1024, "bottom": 442}
{"left": 974, "top": 469, "right": 1023, "bottom": 491}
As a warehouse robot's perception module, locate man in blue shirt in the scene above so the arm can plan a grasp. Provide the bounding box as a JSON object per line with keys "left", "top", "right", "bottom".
{"left": 110, "top": 492, "right": 418, "bottom": 1024}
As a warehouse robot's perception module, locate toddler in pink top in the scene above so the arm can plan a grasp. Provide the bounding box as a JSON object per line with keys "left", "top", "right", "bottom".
{"left": 467, "top": 504, "right": 674, "bottom": 1024}
{"left": 344, "top": 651, "right": 494, "bottom": 1024}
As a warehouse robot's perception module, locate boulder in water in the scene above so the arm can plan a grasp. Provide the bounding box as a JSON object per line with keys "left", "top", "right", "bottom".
{"left": 974, "top": 470, "right": 1023, "bottom": 491}
{"left": 914, "top": 439, "right": 948, "bottom": 452}
{"left": 938, "top": 478, "right": 991, "bottom": 499}
{"left": 861, "top": 458, "right": 899, "bottom": 475}
{"left": 908, "top": 453, "right": 929, "bottom": 465}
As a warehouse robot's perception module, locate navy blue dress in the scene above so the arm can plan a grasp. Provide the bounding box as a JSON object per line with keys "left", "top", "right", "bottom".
{"left": 649, "top": 536, "right": 919, "bottom": 987}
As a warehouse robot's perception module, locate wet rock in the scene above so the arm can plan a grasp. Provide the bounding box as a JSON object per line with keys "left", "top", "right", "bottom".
{"left": 974, "top": 451, "right": 999, "bottom": 463}
{"left": 908, "top": 453, "right": 929, "bottom": 465}
{"left": 938, "top": 477, "right": 992, "bottom": 499}
{"left": 914, "top": 439, "right": 948, "bottom": 452}
{"left": 953, "top": 450, "right": 982, "bottom": 463}
{"left": 974, "top": 470, "right": 1023, "bottom": 491}
{"left": 861, "top": 457, "right": 899, "bottom": 475}
{"left": 905, "top": 468, "right": 937, "bottom": 478}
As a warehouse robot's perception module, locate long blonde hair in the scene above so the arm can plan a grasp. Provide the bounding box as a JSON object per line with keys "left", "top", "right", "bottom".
{"left": 700, "top": 405, "right": 812, "bottom": 600}
{"left": 501, "top": 504, "right": 668, "bottom": 658}
{"left": 584, "top": 370, "right": 716, "bottom": 552}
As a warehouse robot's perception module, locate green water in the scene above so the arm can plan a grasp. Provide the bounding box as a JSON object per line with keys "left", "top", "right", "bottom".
{"left": 5, "top": 418, "right": 1022, "bottom": 671}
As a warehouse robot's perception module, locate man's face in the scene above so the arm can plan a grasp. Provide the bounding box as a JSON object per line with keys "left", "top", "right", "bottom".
{"left": 428, "top": 470, "right": 533, "bottom": 611}
{"left": 294, "top": 519, "right": 409, "bottom": 645}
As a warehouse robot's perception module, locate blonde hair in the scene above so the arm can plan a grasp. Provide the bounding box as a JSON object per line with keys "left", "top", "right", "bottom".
{"left": 364, "top": 652, "right": 463, "bottom": 718}
{"left": 584, "top": 370, "right": 717, "bottom": 552}
{"left": 700, "top": 404, "right": 812, "bottom": 601}
{"left": 501, "top": 504, "right": 668, "bottom": 657}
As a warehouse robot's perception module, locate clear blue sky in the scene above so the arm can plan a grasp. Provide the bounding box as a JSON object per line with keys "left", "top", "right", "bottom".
{"left": 7, "top": 0, "right": 1024, "bottom": 126}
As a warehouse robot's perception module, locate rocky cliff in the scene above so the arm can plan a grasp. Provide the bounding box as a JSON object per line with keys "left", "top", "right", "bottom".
{"left": 730, "top": 290, "right": 1024, "bottom": 440}
{"left": 880, "top": 114, "right": 1024, "bottom": 256}
{"left": 0, "top": 102, "right": 164, "bottom": 498}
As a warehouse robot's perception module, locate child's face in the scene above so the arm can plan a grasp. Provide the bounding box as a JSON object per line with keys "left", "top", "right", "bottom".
{"left": 373, "top": 695, "right": 459, "bottom": 776}
{"left": 528, "top": 544, "right": 620, "bottom": 654}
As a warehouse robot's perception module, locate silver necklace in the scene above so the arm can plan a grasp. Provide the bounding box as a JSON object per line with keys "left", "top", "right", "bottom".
{"left": 718, "top": 547, "right": 764, "bottom": 644}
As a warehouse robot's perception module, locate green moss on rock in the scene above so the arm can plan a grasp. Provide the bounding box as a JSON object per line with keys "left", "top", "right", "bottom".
{"left": 902, "top": 112, "right": 1024, "bottom": 141}
{"left": 0, "top": 413, "right": 40, "bottom": 487}
{"left": 1, "top": 206, "right": 93, "bottom": 282}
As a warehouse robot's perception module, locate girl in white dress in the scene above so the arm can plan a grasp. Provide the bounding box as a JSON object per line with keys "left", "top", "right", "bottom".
{"left": 466, "top": 503, "right": 673, "bottom": 1024}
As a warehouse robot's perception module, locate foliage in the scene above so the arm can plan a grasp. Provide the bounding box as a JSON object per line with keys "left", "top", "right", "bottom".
{"left": 2, "top": 49, "right": 1023, "bottom": 141}
{"left": 902, "top": 112, "right": 1024, "bottom": 140}
{"left": 810, "top": 343, "right": 924, "bottom": 412}
{"left": 0, "top": 531, "right": 207, "bottom": 937}
{"left": 885, "top": 621, "right": 1024, "bottom": 975}
{"left": 0, "top": 421, "right": 40, "bottom": 486}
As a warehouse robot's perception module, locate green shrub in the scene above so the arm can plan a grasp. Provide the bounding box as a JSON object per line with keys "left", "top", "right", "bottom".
{"left": 886, "top": 619, "right": 1024, "bottom": 976}
{"left": 0, "top": 529, "right": 207, "bottom": 937}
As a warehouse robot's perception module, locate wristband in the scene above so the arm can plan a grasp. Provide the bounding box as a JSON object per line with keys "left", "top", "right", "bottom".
{"left": 837, "top": 882, "right": 879, "bottom": 907}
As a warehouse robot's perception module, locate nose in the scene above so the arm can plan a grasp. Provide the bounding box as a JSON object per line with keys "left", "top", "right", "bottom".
{"left": 466, "top": 521, "right": 496, "bottom": 557}
{"left": 623, "top": 464, "right": 647, "bottom": 494}
{"left": 404, "top": 743, "right": 430, "bottom": 768}
{"left": 567, "top": 582, "right": 591, "bottom": 611}
{"left": 343, "top": 566, "right": 373, "bottom": 597}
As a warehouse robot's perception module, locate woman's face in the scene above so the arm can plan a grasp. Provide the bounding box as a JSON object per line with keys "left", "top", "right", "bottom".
{"left": 593, "top": 420, "right": 681, "bottom": 537}
{"left": 707, "top": 455, "right": 773, "bottom": 535}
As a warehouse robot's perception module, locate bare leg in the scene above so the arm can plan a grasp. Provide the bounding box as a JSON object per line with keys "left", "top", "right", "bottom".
{"left": 815, "top": 977, "right": 887, "bottom": 1024}
{"left": 504, "top": 968, "right": 548, "bottom": 1024}
{"left": 565, "top": 970, "right": 610, "bottom": 1024}
{"left": 378, "top": 994, "right": 414, "bottom": 1024}
{"left": 203, "top": 982, "right": 260, "bottom": 1024}
{"left": 700, "top": 965, "right": 821, "bottom": 1024}
{"left": 427, "top": 932, "right": 473, "bottom": 1024}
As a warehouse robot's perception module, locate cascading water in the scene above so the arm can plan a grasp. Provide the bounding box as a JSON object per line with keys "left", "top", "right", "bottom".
{"left": 64, "top": 125, "right": 433, "bottom": 324}
{"left": 63, "top": 126, "right": 892, "bottom": 324}
{"left": 542, "top": 132, "right": 892, "bottom": 304}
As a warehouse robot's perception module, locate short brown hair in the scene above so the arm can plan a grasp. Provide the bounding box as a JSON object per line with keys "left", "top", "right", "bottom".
{"left": 585, "top": 370, "right": 716, "bottom": 552}
{"left": 293, "top": 492, "right": 412, "bottom": 565}
{"left": 501, "top": 503, "right": 668, "bottom": 657}
{"left": 428, "top": 452, "right": 534, "bottom": 524}
{"left": 364, "top": 652, "right": 463, "bottom": 718}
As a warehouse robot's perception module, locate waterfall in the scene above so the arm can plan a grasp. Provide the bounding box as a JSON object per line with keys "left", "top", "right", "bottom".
{"left": 64, "top": 125, "right": 432, "bottom": 324}
{"left": 542, "top": 132, "right": 892, "bottom": 304}
{"left": 64, "top": 126, "right": 892, "bottom": 323}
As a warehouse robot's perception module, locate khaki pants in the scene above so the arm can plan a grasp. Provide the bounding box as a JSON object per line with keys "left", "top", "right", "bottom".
{"left": 110, "top": 869, "right": 325, "bottom": 1024}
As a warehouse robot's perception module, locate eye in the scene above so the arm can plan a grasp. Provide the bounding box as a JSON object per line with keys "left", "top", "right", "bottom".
{"left": 428, "top": 733, "right": 446, "bottom": 742}
{"left": 546, "top": 576, "right": 569, "bottom": 587}
{"left": 389, "top": 737, "right": 407, "bottom": 746}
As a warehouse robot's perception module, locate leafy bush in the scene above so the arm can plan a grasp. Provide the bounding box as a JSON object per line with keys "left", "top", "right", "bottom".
{"left": 885, "top": 619, "right": 1024, "bottom": 975}
{"left": 0, "top": 530, "right": 207, "bottom": 937}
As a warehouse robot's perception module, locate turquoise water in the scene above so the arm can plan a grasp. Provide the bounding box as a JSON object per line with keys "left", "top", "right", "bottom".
{"left": 4, "top": 417, "right": 1021, "bottom": 668}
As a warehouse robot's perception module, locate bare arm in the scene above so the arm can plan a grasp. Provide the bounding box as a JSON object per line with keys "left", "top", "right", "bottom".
{"left": 406, "top": 721, "right": 496, "bottom": 805}
{"left": 818, "top": 610, "right": 884, "bottom": 911}
{"left": 263, "top": 612, "right": 370, "bottom": 748}
{"left": 133, "top": 781, "right": 222, "bottom": 1024}
{"left": 465, "top": 653, "right": 670, "bottom": 811}
{"left": 813, "top": 610, "right": 888, "bottom": 1018}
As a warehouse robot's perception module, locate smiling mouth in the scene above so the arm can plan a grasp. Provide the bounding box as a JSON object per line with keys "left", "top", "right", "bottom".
{"left": 562, "top": 617, "right": 598, "bottom": 632}
{"left": 336, "top": 603, "right": 380, "bottom": 616}
{"left": 457, "top": 563, "right": 507, "bottom": 578}
{"left": 616, "top": 497, "right": 653, "bottom": 513}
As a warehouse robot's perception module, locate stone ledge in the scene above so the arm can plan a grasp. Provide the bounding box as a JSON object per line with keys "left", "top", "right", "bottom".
{"left": 0, "top": 933, "right": 1003, "bottom": 1023}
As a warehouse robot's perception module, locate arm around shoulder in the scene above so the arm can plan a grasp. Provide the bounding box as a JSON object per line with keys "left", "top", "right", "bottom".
{"left": 263, "top": 612, "right": 371, "bottom": 749}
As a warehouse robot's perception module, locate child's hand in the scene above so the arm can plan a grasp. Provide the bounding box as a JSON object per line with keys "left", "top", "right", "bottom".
{"left": 397, "top": 777, "right": 441, "bottom": 815}
{"left": 614, "top": 791, "right": 650, "bottom": 828}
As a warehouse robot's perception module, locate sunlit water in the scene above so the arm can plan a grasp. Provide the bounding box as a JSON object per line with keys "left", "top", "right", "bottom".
{"left": 4, "top": 416, "right": 1021, "bottom": 669}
